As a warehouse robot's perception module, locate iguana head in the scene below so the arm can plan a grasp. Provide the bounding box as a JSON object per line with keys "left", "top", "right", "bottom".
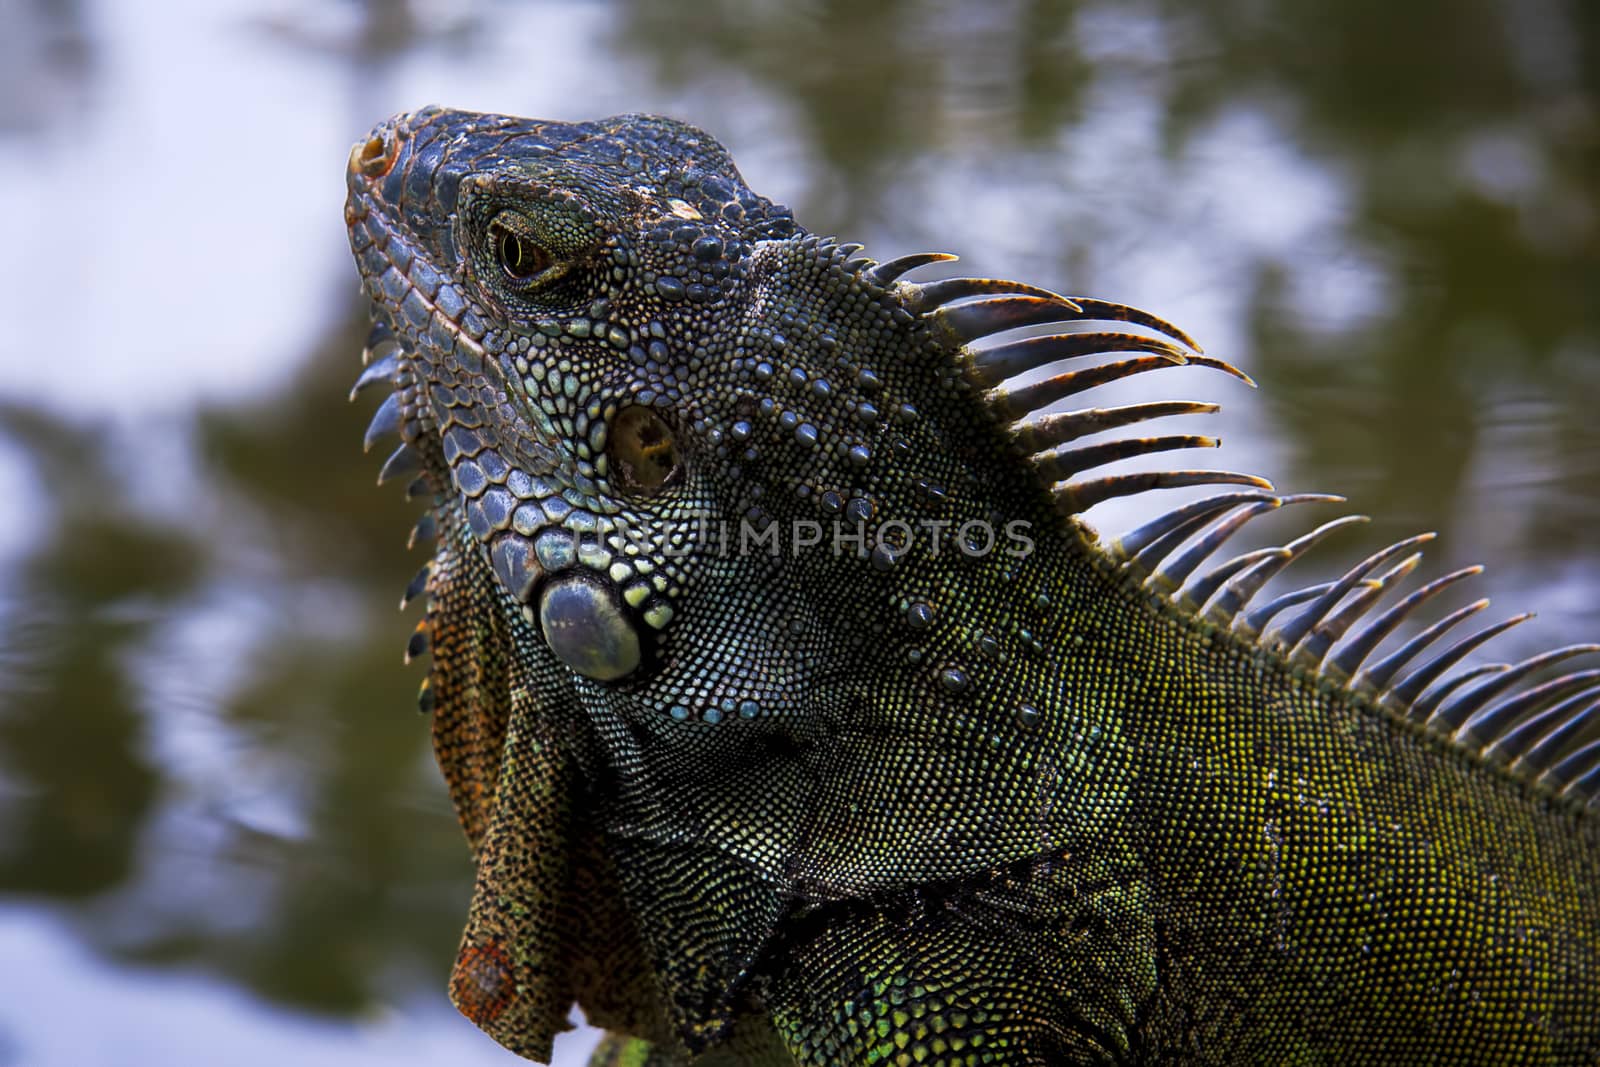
{"left": 346, "top": 107, "right": 804, "bottom": 678}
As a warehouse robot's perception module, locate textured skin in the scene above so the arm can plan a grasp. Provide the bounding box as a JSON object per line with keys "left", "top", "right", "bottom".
{"left": 343, "top": 108, "right": 1600, "bottom": 1064}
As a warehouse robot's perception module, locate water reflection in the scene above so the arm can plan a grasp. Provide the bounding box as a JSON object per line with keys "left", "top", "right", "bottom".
{"left": 0, "top": 0, "right": 1594, "bottom": 1063}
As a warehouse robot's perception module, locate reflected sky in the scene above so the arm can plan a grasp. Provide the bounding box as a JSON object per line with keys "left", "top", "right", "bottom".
{"left": 0, "top": 1, "right": 1595, "bottom": 1064}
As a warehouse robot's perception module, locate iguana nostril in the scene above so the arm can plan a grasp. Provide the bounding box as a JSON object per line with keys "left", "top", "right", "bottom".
{"left": 351, "top": 128, "right": 398, "bottom": 178}
{"left": 538, "top": 574, "right": 641, "bottom": 682}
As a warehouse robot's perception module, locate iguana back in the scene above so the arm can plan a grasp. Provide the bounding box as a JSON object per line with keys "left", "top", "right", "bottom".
{"left": 343, "top": 107, "right": 1600, "bottom": 1065}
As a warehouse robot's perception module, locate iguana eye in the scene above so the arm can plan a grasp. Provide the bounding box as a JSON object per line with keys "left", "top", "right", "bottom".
{"left": 490, "top": 220, "right": 551, "bottom": 281}
{"left": 607, "top": 406, "right": 682, "bottom": 496}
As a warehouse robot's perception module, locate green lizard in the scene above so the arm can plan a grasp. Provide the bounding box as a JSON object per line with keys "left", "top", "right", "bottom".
{"left": 343, "top": 107, "right": 1600, "bottom": 1065}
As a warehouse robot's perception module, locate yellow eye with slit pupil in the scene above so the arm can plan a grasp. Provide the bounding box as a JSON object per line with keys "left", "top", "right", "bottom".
{"left": 608, "top": 406, "right": 682, "bottom": 496}
{"left": 491, "top": 222, "right": 550, "bottom": 281}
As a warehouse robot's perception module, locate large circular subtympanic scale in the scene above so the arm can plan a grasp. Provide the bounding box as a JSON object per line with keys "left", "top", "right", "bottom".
{"left": 538, "top": 574, "right": 641, "bottom": 681}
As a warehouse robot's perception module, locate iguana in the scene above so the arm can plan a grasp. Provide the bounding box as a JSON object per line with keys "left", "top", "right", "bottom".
{"left": 343, "top": 107, "right": 1600, "bottom": 1065}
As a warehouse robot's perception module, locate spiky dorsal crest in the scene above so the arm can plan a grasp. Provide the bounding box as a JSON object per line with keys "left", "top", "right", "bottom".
{"left": 352, "top": 244, "right": 1600, "bottom": 812}
{"left": 876, "top": 251, "right": 1600, "bottom": 810}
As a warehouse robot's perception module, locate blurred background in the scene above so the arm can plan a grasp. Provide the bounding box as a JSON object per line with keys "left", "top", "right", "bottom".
{"left": 0, "top": 0, "right": 1595, "bottom": 1064}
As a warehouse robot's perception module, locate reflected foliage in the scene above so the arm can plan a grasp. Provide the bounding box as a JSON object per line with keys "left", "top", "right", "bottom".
{"left": 0, "top": 311, "right": 472, "bottom": 1014}
{"left": 0, "top": 406, "right": 176, "bottom": 900}
{"left": 613, "top": 0, "right": 1094, "bottom": 235}
{"left": 0, "top": 0, "right": 1595, "bottom": 1029}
